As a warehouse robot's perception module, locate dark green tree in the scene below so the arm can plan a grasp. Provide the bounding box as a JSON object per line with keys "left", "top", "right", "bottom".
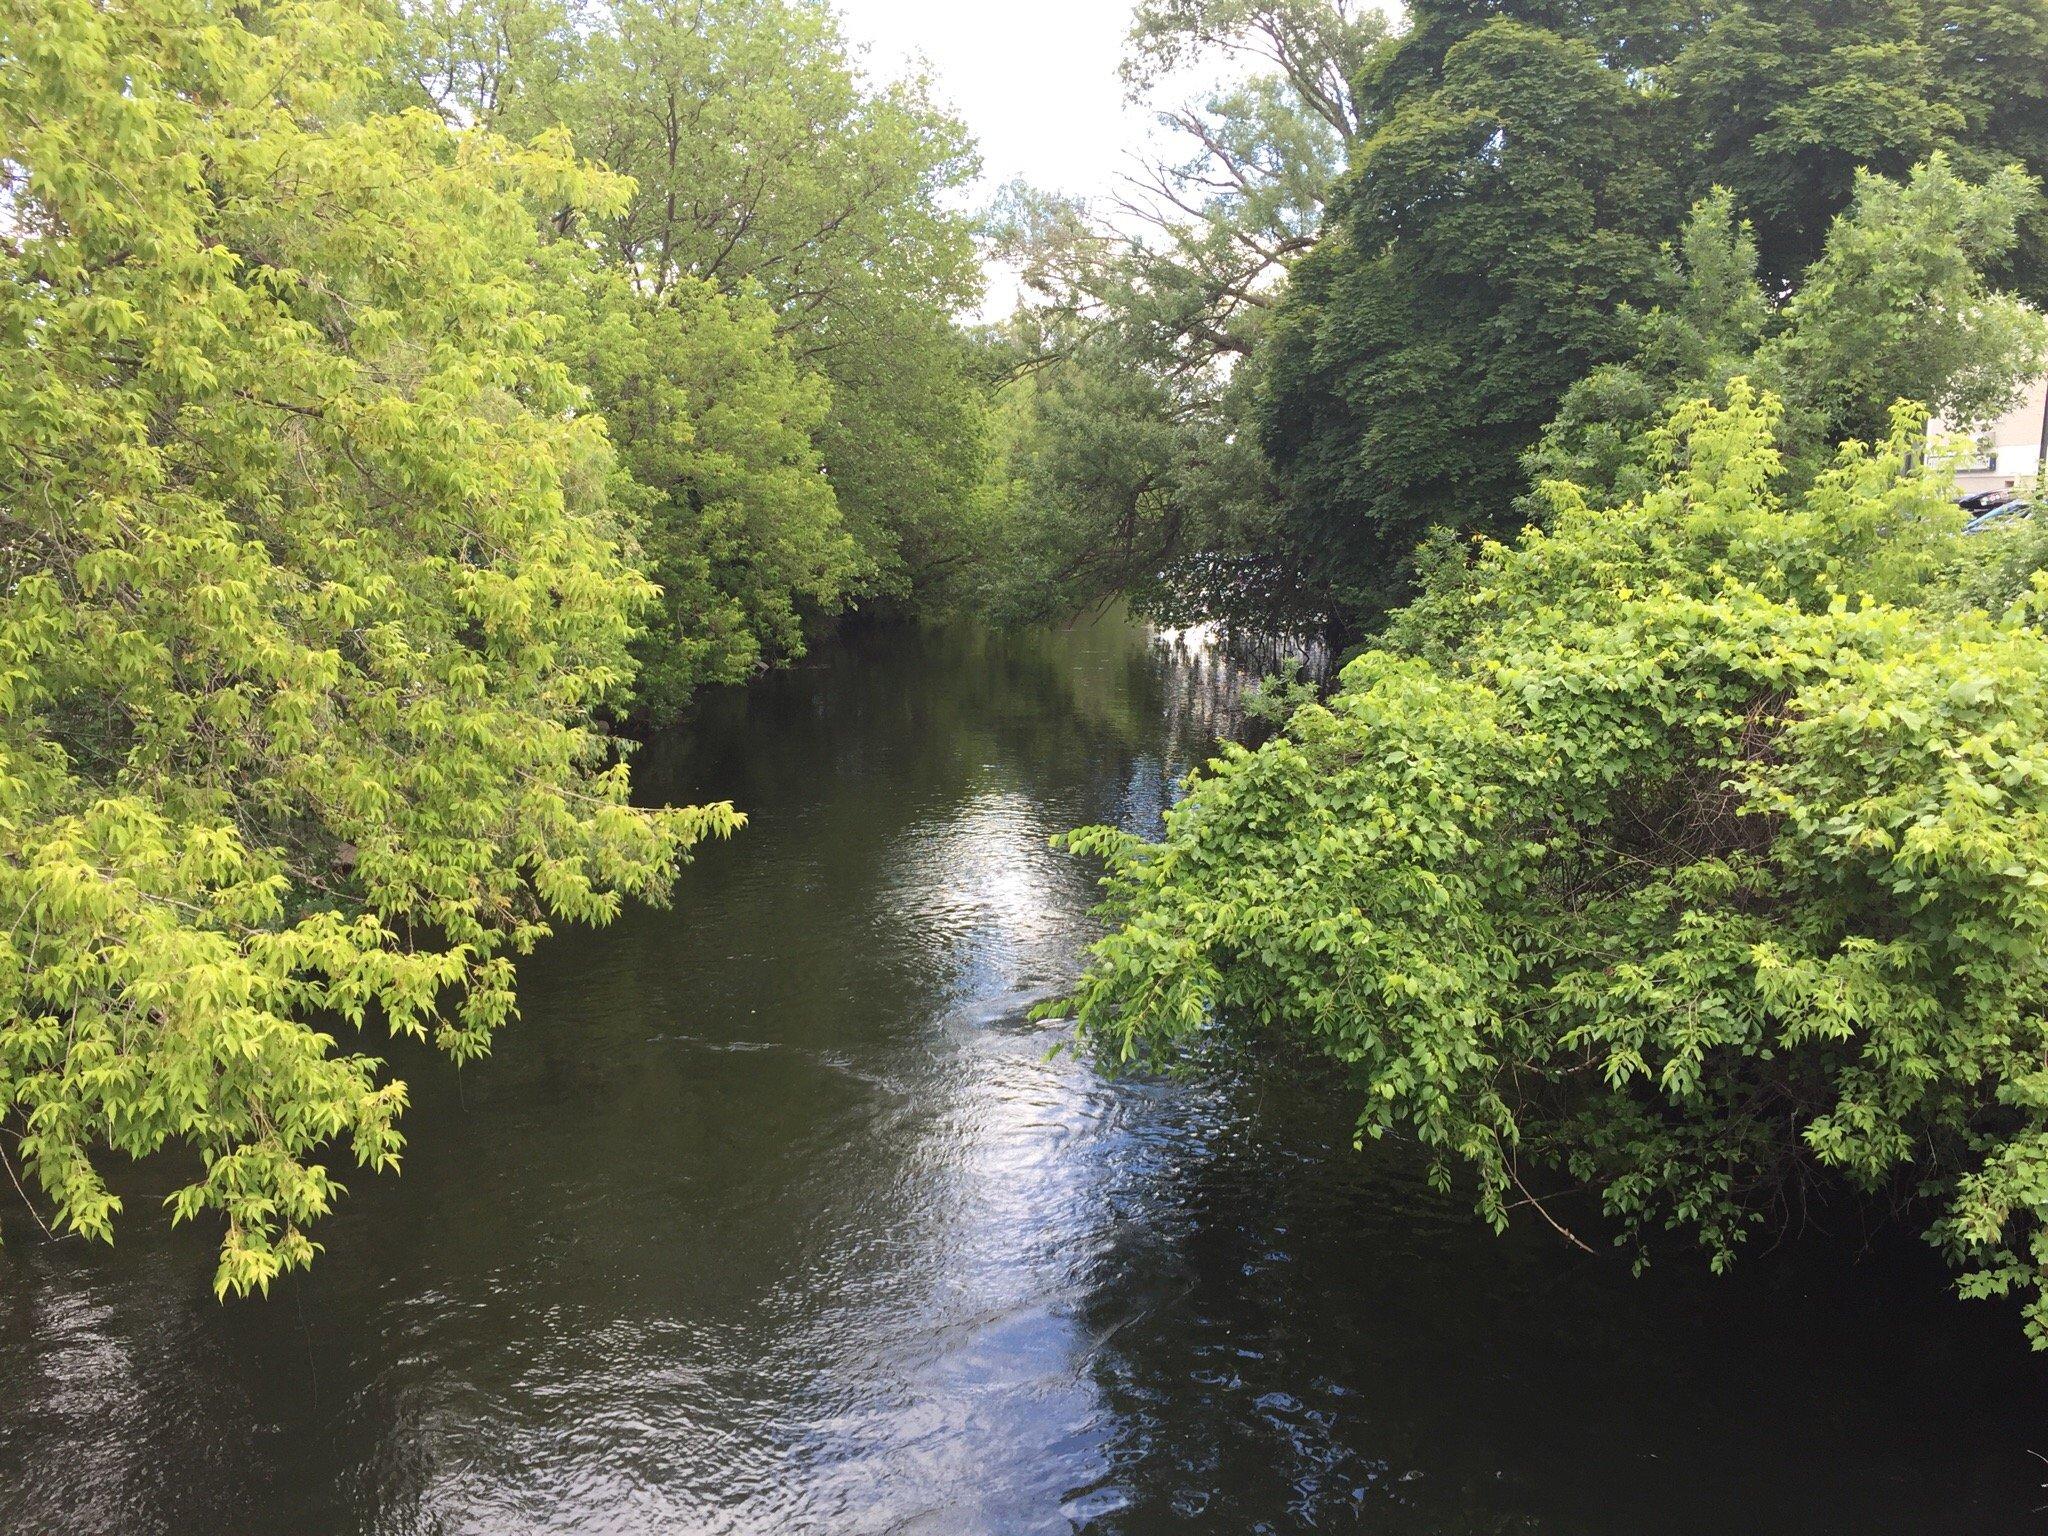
{"left": 1529, "top": 161, "right": 2048, "bottom": 508}
{"left": 1262, "top": 19, "right": 1674, "bottom": 624}
{"left": 1263, "top": 0, "right": 2048, "bottom": 631}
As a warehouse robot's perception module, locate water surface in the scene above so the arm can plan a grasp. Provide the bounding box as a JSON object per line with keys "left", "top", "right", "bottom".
{"left": 3, "top": 616, "right": 2046, "bottom": 1534}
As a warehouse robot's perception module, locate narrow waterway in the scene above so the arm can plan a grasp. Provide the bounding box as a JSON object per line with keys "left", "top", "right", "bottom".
{"left": 3, "top": 615, "right": 2046, "bottom": 1535}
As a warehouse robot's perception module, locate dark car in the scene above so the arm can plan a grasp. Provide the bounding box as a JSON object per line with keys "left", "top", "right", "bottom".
{"left": 1957, "top": 488, "right": 2017, "bottom": 513}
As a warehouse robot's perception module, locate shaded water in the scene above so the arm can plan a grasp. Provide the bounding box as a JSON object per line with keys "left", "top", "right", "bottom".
{"left": 3, "top": 615, "right": 2047, "bottom": 1534}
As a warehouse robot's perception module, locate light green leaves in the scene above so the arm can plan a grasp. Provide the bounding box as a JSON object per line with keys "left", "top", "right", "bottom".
{"left": 0, "top": 0, "right": 739, "bottom": 1292}
{"left": 1058, "top": 390, "right": 2048, "bottom": 1345}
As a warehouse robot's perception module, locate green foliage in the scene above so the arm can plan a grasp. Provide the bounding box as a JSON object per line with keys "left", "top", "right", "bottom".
{"left": 0, "top": 0, "right": 738, "bottom": 1292}
{"left": 1668, "top": 0, "right": 2048, "bottom": 289}
{"left": 984, "top": 0, "right": 1377, "bottom": 636}
{"left": 1056, "top": 385, "right": 2048, "bottom": 1344}
{"left": 396, "top": 0, "right": 992, "bottom": 611}
{"left": 536, "top": 253, "right": 856, "bottom": 723}
{"left": 1358, "top": 0, "right": 2048, "bottom": 289}
{"left": 971, "top": 307, "right": 1292, "bottom": 629}
{"left": 1260, "top": 17, "right": 1675, "bottom": 621}
{"left": 1124, "top": 0, "right": 1378, "bottom": 139}
{"left": 1262, "top": 0, "right": 2048, "bottom": 631}
{"left": 1241, "top": 670, "right": 1319, "bottom": 725}
{"left": 1763, "top": 158, "right": 2047, "bottom": 449}
{"left": 1939, "top": 515, "right": 2048, "bottom": 621}
{"left": 1529, "top": 161, "right": 2048, "bottom": 508}
{"left": 995, "top": 0, "right": 2048, "bottom": 645}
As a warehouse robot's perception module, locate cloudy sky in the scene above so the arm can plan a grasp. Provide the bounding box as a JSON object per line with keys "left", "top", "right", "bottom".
{"left": 832, "top": 0, "right": 1150, "bottom": 202}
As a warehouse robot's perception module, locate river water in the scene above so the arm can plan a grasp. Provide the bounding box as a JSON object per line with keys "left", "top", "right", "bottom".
{"left": 3, "top": 615, "right": 2047, "bottom": 1534}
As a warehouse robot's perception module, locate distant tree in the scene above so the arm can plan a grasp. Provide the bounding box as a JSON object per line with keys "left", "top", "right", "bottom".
{"left": 1764, "top": 159, "right": 2048, "bottom": 449}
{"left": 982, "top": 0, "right": 1380, "bottom": 636}
{"left": 393, "top": 0, "right": 991, "bottom": 608}
{"left": 537, "top": 255, "right": 857, "bottom": 724}
{"left": 1529, "top": 160, "right": 2048, "bottom": 508}
{"left": 1124, "top": 0, "right": 1380, "bottom": 142}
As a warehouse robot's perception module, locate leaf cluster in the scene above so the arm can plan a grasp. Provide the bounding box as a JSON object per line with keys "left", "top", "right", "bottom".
{"left": 0, "top": 0, "right": 738, "bottom": 1289}
{"left": 1058, "top": 384, "right": 2048, "bottom": 1344}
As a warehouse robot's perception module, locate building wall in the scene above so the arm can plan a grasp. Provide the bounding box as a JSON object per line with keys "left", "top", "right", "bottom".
{"left": 1932, "top": 375, "right": 2047, "bottom": 498}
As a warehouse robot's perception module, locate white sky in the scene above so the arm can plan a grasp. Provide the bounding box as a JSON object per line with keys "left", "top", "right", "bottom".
{"left": 833, "top": 0, "right": 1149, "bottom": 203}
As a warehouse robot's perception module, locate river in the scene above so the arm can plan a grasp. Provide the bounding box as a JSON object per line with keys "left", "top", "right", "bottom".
{"left": 3, "top": 614, "right": 2046, "bottom": 1534}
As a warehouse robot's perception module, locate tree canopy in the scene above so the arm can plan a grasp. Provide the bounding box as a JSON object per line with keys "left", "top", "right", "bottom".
{"left": 1529, "top": 160, "right": 2048, "bottom": 510}
{"left": 0, "top": 0, "right": 742, "bottom": 1291}
{"left": 988, "top": 0, "right": 2048, "bottom": 643}
{"left": 1248, "top": 0, "right": 2048, "bottom": 631}
{"left": 395, "top": 0, "right": 992, "bottom": 623}
{"left": 537, "top": 253, "right": 856, "bottom": 723}
{"left": 1263, "top": 15, "right": 1675, "bottom": 623}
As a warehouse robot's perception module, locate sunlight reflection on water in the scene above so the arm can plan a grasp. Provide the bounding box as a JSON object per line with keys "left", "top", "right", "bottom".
{"left": 3, "top": 616, "right": 2046, "bottom": 1535}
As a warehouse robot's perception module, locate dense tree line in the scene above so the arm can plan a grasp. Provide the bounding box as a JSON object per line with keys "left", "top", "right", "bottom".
{"left": 390, "top": 0, "right": 994, "bottom": 719}
{"left": 975, "top": 0, "right": 1380, "bottom": 639}
{"left": 1037, "top": 0, "right": 2048, "bottom": 1346}
{"left": 994, "top": 0, "right": 2048, "bottom": 639}
{"left": 0, "top": 0, "right": 994, "bottom": 1287}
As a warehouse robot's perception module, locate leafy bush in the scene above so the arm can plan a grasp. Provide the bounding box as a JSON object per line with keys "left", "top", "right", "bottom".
{"left": 1057, "top": 383, "right": 2048, "bottom": 1341}
{"left": 1529, "top": 162, "right": 2048, "bottom": 513}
